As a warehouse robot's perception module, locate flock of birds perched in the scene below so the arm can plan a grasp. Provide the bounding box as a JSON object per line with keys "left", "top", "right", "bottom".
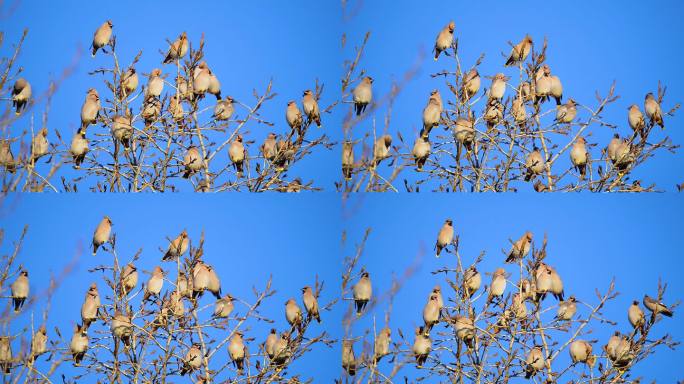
{"left": 1, "top": 215, "right": 323, "bottom": 377}
{"left": 342, "top": 21, "right": 668, "bottom": 183}
{"left": 341, "top": 218, "right": 674, "bottom": 378}
{"left": 2, "top": 20, "right": 324, "bottom": 182}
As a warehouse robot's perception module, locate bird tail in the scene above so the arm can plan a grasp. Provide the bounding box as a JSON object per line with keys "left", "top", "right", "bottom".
{"left": 92, "top": 243, "right": 98, "bottom": 256}
{"left": 505, "top": 57, "right": 514, "bottom": 67}
{"left": 434, "top": 49, "right": 440, "bottom": 61}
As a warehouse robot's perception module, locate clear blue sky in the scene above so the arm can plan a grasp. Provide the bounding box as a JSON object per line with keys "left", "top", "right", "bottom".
{"left": 342, "top": 194, "right": 684, "bottom": 381}
{"left": 2, "top": 1, "right": 341, "bottom": 190}
{"left": 0, "top": 194, "right": 342, "bottom": 381}
{"left": 338, "top": 0, "right": 684, "bottom": 190}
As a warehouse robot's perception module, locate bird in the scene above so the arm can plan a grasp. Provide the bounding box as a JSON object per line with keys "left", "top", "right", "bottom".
{"left": 431, "top": 285, "right": 444, "bottom": 312}
{"left": 180, "top": 343, "right": 202, "bottom": 375}
{"left": 614, "top": 139, "right": 634, "bottom": 170}
{"left": 260, "top": 132, "right": 277, "bottom": 161}
{"left": 183, "top": 147, "right": 203, "bottom": 178}
{"left": 302, "top": 286, "right": 321, "bottom": 323}
{"left": 302, "top": 89, "right": 321, "bottom": 127}
{"left": 163, "top": 230, "right": 189, "bottom": 260}
{"left": 628, "top": 105, "right": 646, "bottom": 138}
{"left": 206, "top": 265, "right": 222, "bottom": 299}
{"left": 145, "top": 68, "right": 164, "bottom": 98}
{"left": 285, "top": 298, "right": 303, "bottom": 331}
{"left": 484, "top": 99, "right": 504, "bottom": 129}
{"left": 192, "top": 62, "right": 211, "bottom": 101}
{"left": 452, "top": 315, "right": 476, "bottom": 348}
{"left": 434, "top": 21, "right": 455, "bottom": 61}
{"left": 505, "top": 232, "right": 533, "bottom": 263}
{"left": 525, "top": 148, "right": 544, "bottom": 181}
{"left": 119, "top": 67, "right": 139, "bottom": 99}
{"left": 643, "top": 295, "right": 673, "bottom": 317}
{"left": 144, "top": 266, "right": 164, "bottom": 302}
{"left": 455, "top": 115, "right": 475, "bottom": 152}
{"left": 644, "top": 93, "right": 664, "bottom": 128}
{"left": 208, "top": 72, "right": 221, "bottom": 100}
{"left": 412, "top": 327, "right": 431, "bottom": 368}
{"left": 607, "top": 134, "right": 621, "bottom": 164}
{"left": 192, "top": 261, "right": 210, "bottom": 298}
{"left": 92, "top": 216, "right": 112, "bottom": 256}
{"left": 141, "top": 95, "right": 162, "bottom": 126}
{"left": 214, "top": 96, "right": 235, "bottom": 121}
{"left": 110, "top": 310, "right": 133, "bottom": 347}
{"left": 556, "top": 296, "right": 577, "bottom": 321}
{"left": 11, "top": 270, "right": 29, "bottom": 312}
{"left": 534, "top": 263, "right": 553, "bottom": 302}
{"left": 555, "top": 98, "right": 577, "bottom": 123}
{"left": 80, "top": 88, "right": 101, "bottom": 131}
{"left": 286, "top": 101, "right": 303, "bottom": 132}
{"left": 372, "top": 134, "right": 392, "bottom": 166}
{"left": 463, "top": 266, "right": 481, "bottom": 298}
{"left": 163, "top": 32, "right": 188, "bottom": 64}
{"left": 511, "top": 96, "right": 527, "bottom": 125}
{"left": 460, "top": 69, "right": 480, "bottom": 102}
{"left": 0, "top": 140, "right": 15, "bottom": 173}
{"left": 535, "top": 65, "right": 552, "bottom": 104}
{"left": 489, "top": 73, "right": 508, "bottom": 100}
{"left": 272, "top": 332, "right": 291, "bottom": 365}
{"left": 214, "top": 294, "right": 234, "bottom": 319}
{"left": 570, "top": 136, "right": 589, "bottom": 180}
{"left": 228, "top": 332, "right": 247, "bottom": 374}
{"left": 265, "top": 328, "right": 278, "bottom": 359}
{"left": 435, "top": 219, "right": 454, "bottom": 257}
{"left": 374, "top": 327, "right": 391, "bottom": 363}
{"left": 412, "top": 136, "right": 431, "bottom": 171}
{"left": 28, "top": 128, "right": 48, "bottom": 163}
{"left": 111, "top": 112, "right": 133, "bottom": 149}
{"left": 422, "top": 96, "right": 441, "bottom": 137}
{"left": 91, "top": 20, "right": 113, "bottom": 57}
{"left": 120, "top": 263, "right": 138, "bottom": 295}
{"left": 81, "top": 283, "right": 101, "bottom": 329}
{"left": 605, "top": 331, "right": 633, "bottom": 367}
{"left": 512, "top": 293, "right": 528, "bottom": 320}
{"left": 548, "top": 265, "right": 564, "bottom": 301}
{"left": 342, "top": 141, "right": 355, "bottom": 180}
{"left": 168, "top": 94, "right": 185, "bottom": 121}
{"left": 29, "top": 326, "right": 48, "bottom": 362}
{"left": 628, "top": 300, "right": 645, "bottom": 333}
{"left": 505, "top": 35, "right": 533, "bottom": 66}
{"left": 229, "top": 135, "right": 246, "bottom": 177}
{"left": 423, "top": 294, "right": 440, "bottom": 333}
{"left": 488, "top": 268, "right": 507, "bottom": 303}
{"left": 11, "top": 78, "right": 32, "bottom": 115}
{"left": 569, "top": 340, "right": 595, "bottom": 366}
{"left": 342, "top": 340, "right": 357, "bottom": 376}
{"left": 352, "top": 76, "right": 373, "bottom": 116}
{"left": 550, "top": 74, "right": 564, "bottom": 105}
{"left": 352, "top": 271, "right": 372, "bottom": 317}
{"left": 69, "top": 324, "right": 88, "bottom": 366}
{"left": 525, "top": 346, "right": 545, "bottom": 378}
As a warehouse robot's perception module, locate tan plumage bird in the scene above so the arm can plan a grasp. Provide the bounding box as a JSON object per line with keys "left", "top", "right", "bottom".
{"left": 628, "top": 105, "right": 646, "bottom": 138}
{"left": 214, "top": 96, "right": 235, "bottom": 121}
{"left": 163, "top": 230, "right": 189, "bottom": 260}
{"left": 550, "top": 74, "right": 563, "bottom": 105}
{"left": 206, "top": 265, "right": 222, "bottom": 299}
{"left": 163, "top": 32, "right": 188, "bottom": 64}
{"left": 142, "top": 95, "right": 161, "bottom": 126}
{"left": 192, "top": 62, "right": 211, "bottom": 101}
{"left": 261, "top": 133, "right": 277, "bottom": 161}
{"left": 342, "top": 141, "right": 355, "bottom": 180}
{"left": 535, "top": 65, "right": 552, "bottom": 104}
{"left": 192, "top": 261, "right": 210, "bottom": 298}
{"left": 91, "top": 20, "right": 113, "bottom": 57}
{"left": 512, "top": 292, "right": 528, "bottom": 320}
{"left": 488, "top": 268, "right": 507, "bottom": 302}
{"left": 272, "top": 332, "right": 291, "bottom": 365}
{"left": 11, "top": 270, "right": 29, "bottom": 313}
{"left": 81, "top": 283, "right": 100, "bottom": 329}
{"left": 168, "top": 94, "right": 185, "bottom": 121}
{"left": 111, "top": 310, "right": 133, "bottom": 346}
{"left": 0, "top": 337, "right": 11, "bottom": 374}
{"left": 431, "top": 285, "right": 444, "bottom": 312}
{"left": 452, "top": 315, "right": 475, "bottom": 348}
{"left": 605, "top": 331, "right": 633, "bottom": 367}
{"left": 183, "top": 147, "right": 203, "bottom": 178}
{"left": 423, "top": 294, "right": 440, "bottom": 333}
{"left": 30, "top": 326, "right": 48, "bottom": 362}
{"left": 180, "top": 343, "right": 202, "bottom": 375}
{"left": 413, "top": 327, "right": 431, "bottom": 368}
{"left": 525, "top": 148, "right": 544, "bottom": 182}
{"left": 525, "top": 346, "right": 545, "bottom": 379}
{"left": 302, "top": 286, "right": 321, "bottom": 323}
{"left": 352, "top": 77, "right": 373, "bottom": 116}
{"left": 119, "top": 67, "right": 139, "bottom": 99}
{"left": 435, "top": 219, "right": 454, "bottom": 257}
{"left": 229, "top": 135, "right": 246, "bottom": 176}
{"left": 489, "top": 73, "right": 508, "bottom": 100}
{"left": 145, "top": 68, "right": 164, "bottom": 98}
{"left": 555, "top": 98, "right": 577, "bottom": 123}
{"left": 30, "top": 128, "right": 48, "bottom": 161}
{"left": 511, "top": 96, "right": 527, "bottom": 125}
{"left": 534, "top": 263, "right": 553, "bottom": 302}
{"left": 286, "top": 101, "right": 303, "bottom": 131}
{"left": 548, "top": 265, "right": 564, "bottom": 301}
{"left": 342, "top": 340, "right": 356, "bottom": 376}
{"left": 374, "top": 327, "right": 391, "bottom": 363}
{"left": 412, "top": 136, "right": 431, "bottom": 171}
{"left": 461, "top": 69, "right": 481, "bottom": 102}
{"left": 120, "top": 263, "right": 138, "bottom": 295}
{"left": 455, "top": 115, "right": 475, "bottom": 152}
{"left": 372, "top": 134, "right": 392, "bottom": 166}
{"left": 12, "top": 78, "right": 32, "bottom": 115}
{"left": 92, "top": 215, "right": 112, "bottom": 256}
{"left": 464, "top": 266, "right": 481, "bottom": 298}
{"left": 607, "top": 134, "right": 621, "bottom": 164}
{"left": 628, "top": 300, "right": 645, "bottom": 332}
{"left": 556, "top": 296, "right": 577, "bottom": 321}
{"left": 112, "top": 111, "right": 133, "bottom": 149}
{"left": 434, "top": 21, "right": 455, "bottom": 61}
{"left": 285, "top": 298, "right": 303, "bottom": 331}
{"left": 644, "top": 92, "right": 664, "bottom": 128}
{"left": 228, "top": 332, "right": 247, "bottom": 374}
{"left": 70, "top": 324, "right": 88, "bottom": 366}
{"left": 643, "top": 295, "right": 673, "bottom": 317}
{"left": 208, "top": 72, "right": 221, "bottom": 100}
{"left": 80, "top": 88, "right": 101, "bottom": 131}
{"left": 165, "top": 289, "right": 185, "bottom": 318}
{"left": 0, "top": 140, "right": 15, "bottom": 174}
{"left": 570, "top": 136, "right": 589, "bottom": 180}
{"left": 505, "top": 35, "right": 533, "bottom": 66}
{"left": 484, "top": 99, "right": 504, "bottom": 129}
{"left": 422, "top": 92, "right": 441, "bottom": 136}
{"left": 505, "top": 231, "right": 532, "bottom": 263}
{"left": 302, "top": 90, "right": 321, "bottom": 127}
{"left": 570, "top": 340, "right": 595, "bottom": 366}
{"left": 265, "top": 328, "right": 278, "bottom": 359}
{"left": 144, "top": 266, "right": 164, "bottom": 301}
{"left": 353, "top": 271, "right": 372, "bottom": 317}
{"left": 214, "top": 294, "right": 234, "bottom": 319}
{"left": 613, "top": 139, "right": 634, "bottom": 170}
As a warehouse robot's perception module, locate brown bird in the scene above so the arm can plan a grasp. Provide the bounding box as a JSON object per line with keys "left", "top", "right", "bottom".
{"left": 570, "top": 340, "right": 595, "bottom": 366}
{"left": 423, "top": 294, "right": 440, "bottom": 333}
{"left": 206, "top": 265, "right": 222, "bottom": 299}
{"left": 229, "top": 135, "right": 246, "bottom": 177}
{"left": 144, "top": 266, "right": 164, "bottom": 302}
{"left": 489, "top": 73, "right": 508, "bottom": 100}
{"left": 353, "top": 271, "right": 372, "bottom": 317}
{"left": 92, "top": 215, "right": 112, "bottom": 256}
{"left": 452, "top": 315, "right": 476, "bottom": 348}
{"left": 455, "top": 115, "right": 475, "bottom": 152}
{"left": 80, "top": 88, "right": 101, "bottom": 131}
{"left": 505, "top": 35, "right": 533, "bottom": 66}
{"left": 111, "top": 310, "right": 133, "bottom": 346}
{"left": 163, "top": 230, "right": 189, "bottom": 260}
{"left": 434, "top": 21, "right": 455, "bottom": 61}
{"left": 555, "top": 98, "right": 577, "bottom": 123}
{"left": 91, "top": 20, "right": 113, "bottom": 57}
{"left": 30, "top": 128, "right": 48, "bottom": 162}
{"left": 412, "top": 135, "right": 431, "bottom": 171}
{"left": 81, "top": 283, "right": 101, "bottom": 329}
{"left": 550, "top": 74, "right": 564, "bottom": 105}
{"left": 525, "top": 346, "right": 545, "bottom": 379}
{"left": 570, "top": 136, "right": 589, "bottom": 180}
{"left": 12, "top": 78, "right": 32, "bottom": 115}
{"left": 342, "top": 340, "right": 356, "bottom": 376}
{"left": 372, "top": 134, "right": 392, "bottom": 166}
{"left": 644, "top": 93, "right": 664, "bottom": 128}
{"left": 511, "top": 96, "right": 527, "bottom": 125}
{"left": 30, "top": 326, "right": 48, "bottom": 362}
{"left": 435, "top": 219, "right": 454, "bottom": 257}
{"left": 145, "top": 68, "right": 164, "bottom": 98}
{"left": 120, "top": 263, "right": 138, "bottom": 295}
{"left": 0, "top": 140, "right": 15, "bottom": 173}
{"left": 214, "top": 294, "right": 235, "bottom": 319}
{"left": 352, "top": 76, "right": 373, "bottom": 116}
{"left": 11, "top": 270, "right": 29, "bottom": 313}
{"left": 556, "top": 296, "right": 577, "bottom": 321}
{"left": 163, "top": 32, "right": 188, "bottom": 64}
{"left": 265, "top": 328, "right": 278, "bottom": 359}
{"left": 192, "top": 62, "right": 211, "bottom": 101}
{"left": 214, "top": 96, "right": 235, "bottom": 121}
{"left": 342, "top": 141, "right": 355, "bottom": 180}
{"left": 180, "top": 343, "right": 202, "bottom": 376}
{"left": 285, "top": 298, "right": 303, "bottom": 331}
{"left": 272, "top": 332, "right": 291, "bottom": 365}
{"left": 463, "top": 266, "right": 481, "bottom": 298}
{"left": 374, "top": 327, "right": 391, "bottom": 363}
{"left": 183, "top": 147, "right": 203, "bottom": 178}
{"left": 261, "top": 132, "right": 277, "bottom": 161}
{"left": 208, "top": 72, "right": 222, "bottom": 100}
{"left": 628, "top": 105, "right": 646, "bottom": 138}
{"left": 643, "top": 295, "right": 673, "bottom": 317}
{"left": 302, "top": 89, "right": 321, "bottom": 127}
{"left": 461, "top": 69, "right": 481, "bottom": 102}
{"left": 412, "top": 326, "right": 431, "bottom": 368}
{"left": 505, "top": 232, "right": 532, "bottom": 263}
{"left": 628, "top": 300, "right": 645, "bottom": 333}
{"left": 488, "top": 268, "right": 507, "bottom": 302}
{"left": 228, "top": 332, "right": 247, "bottom": 374}
{"left": 0, "top": 336, "right": 12, "bottom": 374}
{"left": 119, "top": 67, "right": 139, "bottom": 99}
{"left": 286, "top": 101, "right": 303, "bottom": 132}
{"left": 422, "top": 96, "right": 441, "bottom": 137}
{"left": 192, "top": 261, "right": 210, "bottom": 298}
{"left": 69, "top": 324, "right": 88, "bottom": 366}
{"left": 525, "top": 148, "right": 544, "bottom": 181}
{"left": 142, "top": 95, "right": 162, "bottom": 126}
{"left": 112, "top": 111, "right": 133, "bottom": 149}
{"left": 302, "top": 286, "right": 321, "bottom": 323}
